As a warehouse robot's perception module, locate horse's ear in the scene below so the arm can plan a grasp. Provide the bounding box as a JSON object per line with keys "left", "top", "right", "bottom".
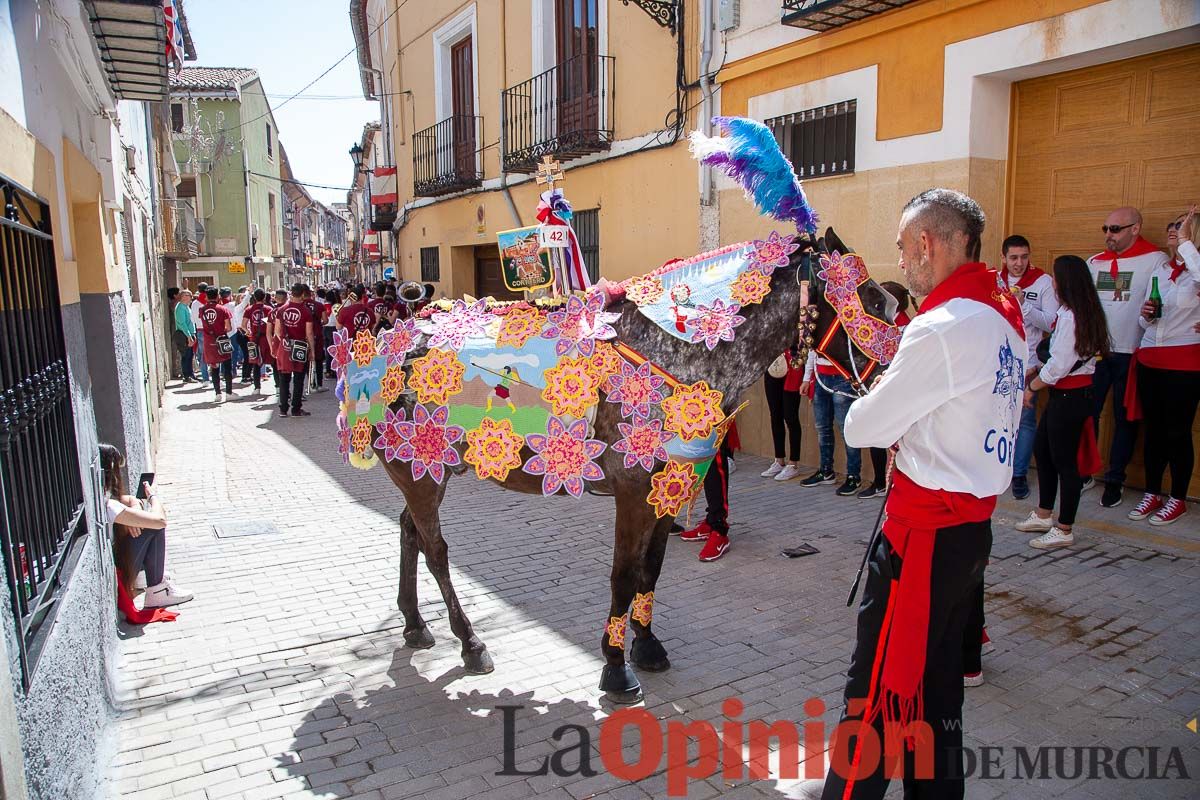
{"left": 823, "top": 227, "right": 850, "bottom": 255}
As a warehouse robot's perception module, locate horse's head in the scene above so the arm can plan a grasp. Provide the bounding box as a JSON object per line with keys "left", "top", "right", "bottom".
{"left": 805, "top": 226, "right": 903, "bottom": 391}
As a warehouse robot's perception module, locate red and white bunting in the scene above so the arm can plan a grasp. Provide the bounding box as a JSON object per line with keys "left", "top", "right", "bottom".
{"left": 370, "top": 166, "right": 397, "bottom": 205}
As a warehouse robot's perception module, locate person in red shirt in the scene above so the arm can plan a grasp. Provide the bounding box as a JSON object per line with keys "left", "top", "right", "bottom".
{"left": 367, "top": 282, "right": 394, "bottom": 332}
{"left": 336, "top": 284, "right": 376, "bottom": 335}
{"left": 197, "top": 287, "right": 234, "bottom": 398}
{"left": 265, "top": 289, "right": 287, "bottom": 392}
{"left": 240, "top": 289, "right": 273, "bottom": 395}
{"left": 273, "top": 284, "right": 315, "bottom": 417}
{"left": 302, "top": 285, "right": 329, "bottom": 391}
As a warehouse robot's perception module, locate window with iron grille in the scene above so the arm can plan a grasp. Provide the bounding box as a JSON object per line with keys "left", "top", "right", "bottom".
{"left": 420, "top": 246, "right": 440, "bottom": 282}
{"left": 766, "top": 99, "right": 856, "bottom": 179}
{"left": 574, "top": 208, "right": 600, "bottom": 283}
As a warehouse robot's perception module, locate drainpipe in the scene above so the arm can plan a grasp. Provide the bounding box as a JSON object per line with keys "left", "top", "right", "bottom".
{"left": 699, "top": 0, "right": 715, "bottom": 207}
{"left": 498, "top": 0, "right": 522, "bottom": 227}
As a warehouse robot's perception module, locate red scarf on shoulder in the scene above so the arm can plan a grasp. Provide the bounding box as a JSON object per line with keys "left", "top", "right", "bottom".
{"left": 1001, "top": 264, "right": 1045, "bottom": 291}
{"left": 1094, "top": 236, "right": 1161, "bottom": 281}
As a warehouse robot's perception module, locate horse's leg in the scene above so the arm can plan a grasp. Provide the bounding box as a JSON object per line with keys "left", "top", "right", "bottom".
{"left": 398, "top": 507, "right": 435, "bottom": 649}
{"left": 599, "top": 490, "right": 657, "bottom": 703}
{"left": 407, "top": 485, "right": 494, "bottom": 675}
{"left": 628, "top": 516, "right": 673, "bottom": 673}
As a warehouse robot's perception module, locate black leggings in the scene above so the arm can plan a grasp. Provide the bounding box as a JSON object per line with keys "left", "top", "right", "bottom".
{"left": 1035, "top": 386, "right": 1093, "bottom": 526}
{"left": 869, "top": 448, "right": 888, "bottom": 489}
{"left": 763, "top": 375, "right": 801, "bottom": 462}
{"left": 1139, "top": 366, "right": 1200, "bottom": 499}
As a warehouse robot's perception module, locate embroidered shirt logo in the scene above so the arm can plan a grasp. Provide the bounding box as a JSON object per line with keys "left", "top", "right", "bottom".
{"left": 992, "top": 338, "right": 1024, "bottom": 416}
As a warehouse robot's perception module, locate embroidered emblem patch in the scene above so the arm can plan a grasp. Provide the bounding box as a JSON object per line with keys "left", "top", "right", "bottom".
{"left": 464, "top": 416, "right": 526, "bottom": 482}
{"left": 605, "top": 359, "right": 667, "bottom": 419}
{"left": 606, "top": 614, "right": 629, "bottom": 649}
{"left": 631, "top": 592, "right": 654, "bottom": 626}
{"left": 393, "top": 403, "right": 464, "bottom": 483}
{"left": 613, "top": 418, "right": 675, "bottom": 472}
{"left": 523, "top": 415, "right": 606, "bottom": 498}
{"left": 662, "top": 380, "right": 725, "bottom": 442}
{"left": 409, "top": 348, "right": 466, "bottom": 406}
{"left": 541, "top": 355, "right": 601, "bottom": 418}
{"left": 646, "top": 460, "right": 701, "bottom": 518}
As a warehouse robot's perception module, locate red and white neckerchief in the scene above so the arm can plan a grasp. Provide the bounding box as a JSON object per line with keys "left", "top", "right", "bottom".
{"left": 1170, "top": 257, "right": 1186, "bottom": 283}
{"left": 1095, "top": 236, "right": 1161, "bottom": 281}
{"left": 1000, "top": 264, "right": 1045, "bottom": 292}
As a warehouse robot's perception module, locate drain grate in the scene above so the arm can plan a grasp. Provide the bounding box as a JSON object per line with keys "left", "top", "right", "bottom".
{"left": 213, "top": 521, "right": 280, "bottom": 539}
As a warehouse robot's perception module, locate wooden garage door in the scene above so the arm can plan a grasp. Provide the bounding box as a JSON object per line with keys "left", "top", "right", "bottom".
{"left": 1008, "top": 43, "right": 1200, "bottom": 495}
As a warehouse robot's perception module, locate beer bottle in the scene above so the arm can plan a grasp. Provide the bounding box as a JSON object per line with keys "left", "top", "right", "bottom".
{"left": 1150, "top": 276, "right": 1163, "bottom": 319}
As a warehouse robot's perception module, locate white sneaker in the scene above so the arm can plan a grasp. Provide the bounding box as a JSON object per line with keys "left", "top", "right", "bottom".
{"left": 1029, "top": 527, "right": 1074, "bottom": 550}
{"left": 1014, "top": 511, "right": 1053, "bottom": 533}
{"left": 761, "top": 462, "right": 784, "bottom": 478}
{"left": 774, "top": 464, "right": 802, "bottom": 482}
{"left": 143, "top": 580, "right": 193, "bottom": 608}
{"left": 727, "top": 458, "right": 737, "bottom": 475}
{"left": 963, "top": 671, "right": 985, "bottom": 688}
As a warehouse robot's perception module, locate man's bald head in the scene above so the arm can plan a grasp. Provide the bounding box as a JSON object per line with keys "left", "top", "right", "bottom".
{"left": 1104, "top": 206, "right": 1143, "bottom": 253}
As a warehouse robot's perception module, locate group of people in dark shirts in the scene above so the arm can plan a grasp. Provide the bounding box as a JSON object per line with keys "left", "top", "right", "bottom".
{"left": 185, "top": 280, "right": 429, "bottom": 416}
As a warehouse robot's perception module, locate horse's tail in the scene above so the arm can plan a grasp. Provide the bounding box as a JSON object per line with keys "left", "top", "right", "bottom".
{"left": 689, "top": 116, "right": 819, "bottom": 235}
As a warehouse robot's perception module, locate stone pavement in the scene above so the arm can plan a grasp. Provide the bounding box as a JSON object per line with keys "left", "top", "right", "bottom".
{"left": 106, "top": 378, "right": 1200, "bottom": 800}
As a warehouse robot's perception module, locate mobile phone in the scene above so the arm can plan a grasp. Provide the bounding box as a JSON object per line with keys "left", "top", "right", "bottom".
{"left": 135, "top": 473, "right": 155, "bottom": 499}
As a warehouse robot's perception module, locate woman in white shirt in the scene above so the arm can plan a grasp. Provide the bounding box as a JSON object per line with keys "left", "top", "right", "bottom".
{"left": 100, "top": 444, "right": 192, "bottom": 609}
{"left": 1017, "top": 255, "right": 1111, "bottom": 550}
{"left": 1129, "top": 205, "right": 1200, "bottom": 526}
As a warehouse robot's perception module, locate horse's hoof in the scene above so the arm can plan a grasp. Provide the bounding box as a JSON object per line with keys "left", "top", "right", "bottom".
{"left": 404, "top": 627, "right": 436, "bottom": 650}
{"left": 598, "top": 664, "right": 641, "bottom": 698}
{"left": 630, "top": 637, "right": 671, "bottom": 672}
{"left": 604, "top": 686, "right": 644, "bottom": 705}
{"left": 463, "top": 649, "right": 494, "bottom": 674}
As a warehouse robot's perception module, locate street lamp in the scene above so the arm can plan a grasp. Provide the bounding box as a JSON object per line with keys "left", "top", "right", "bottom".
{"left": 285, "top": 208, "right": 293, "bottom": 225}
{"left": 349, "top": 143, "right": 364, "bottom": 173}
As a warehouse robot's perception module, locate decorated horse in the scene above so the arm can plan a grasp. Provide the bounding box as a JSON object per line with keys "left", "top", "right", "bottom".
{"left": 329, "top": 117, "right": 901, "bottom": 702}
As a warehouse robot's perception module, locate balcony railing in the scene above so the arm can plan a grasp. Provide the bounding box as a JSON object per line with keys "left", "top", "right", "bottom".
{"left": 502, "top": 54, "right": 614, "bottom": 174}
{"left": 414, "top": 115, "right": 484, "bottom": 197}
{"left": 781, "top": 0, "right": 919, "bottom": 32}
{"left": 164, "top": 199, "right": 201, "bottom": 258}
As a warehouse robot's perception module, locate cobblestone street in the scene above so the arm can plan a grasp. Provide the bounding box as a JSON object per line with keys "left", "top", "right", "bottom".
{"left": 107, "top": 380, "right": 1200, "bottom": 800}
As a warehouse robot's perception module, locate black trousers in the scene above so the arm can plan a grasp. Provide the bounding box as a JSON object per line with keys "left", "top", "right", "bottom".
{"left": 210, "top": 360, "right": 233, "bottom": 395}
{"left": 822, "top": 521, "right": 991, "bottom": 800}
{"left": 122, "top": 529, "right": 166, "bottom": 587}
{"left": 870, "top": 448, "right": 888, "bottom": 489}
{"left": 313, "top": 344, "right": 326, "bottom": 388}
{"left": 764, "top": 374, "right": 802, "bottom": 461}
{"left": 961, "top": 580, "right": 985, "bottom": 676}
{"left": 235, "top": 332, "right": 250, "bottom": 381}
{"left": 1034, "top": 386, "right": 1092, "bottom": 526}
{"left": 278, "top": 367, "right": 307, "bottom": 413}
{"left": 247, "top": 363, "right": 263, "bottom": 392}
{"left": 703, "top": 444, "right": 732, "bottom": 535}
{"left": 1138, "top": 365, "right": 1200, "bottom": 499}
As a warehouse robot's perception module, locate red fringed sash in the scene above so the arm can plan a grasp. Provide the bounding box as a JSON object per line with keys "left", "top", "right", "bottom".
{"left": 116, "top": 579, "right": 178, "bottom": 624}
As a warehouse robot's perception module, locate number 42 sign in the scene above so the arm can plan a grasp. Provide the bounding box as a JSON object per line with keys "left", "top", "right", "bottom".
{"left": 538, "top": 225, "right": 571, "bottom": 248}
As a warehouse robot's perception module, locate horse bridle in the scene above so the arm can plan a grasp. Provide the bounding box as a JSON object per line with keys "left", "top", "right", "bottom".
{"left": 793, "top": 248, "right": 870, "bottom": 400}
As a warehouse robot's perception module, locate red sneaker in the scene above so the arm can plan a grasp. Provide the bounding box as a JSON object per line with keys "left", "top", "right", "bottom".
{"left": 1128, "top": 492, "right": 1165, "bottom": 522}
{"left": 698, "top": 532, "right": 730, "bottom": 561}
{"left": 1150, "top": 498, "right": 1186, "bottom": 527}
{"left": 679, "top": 521, "right": 712, "bottom": 542}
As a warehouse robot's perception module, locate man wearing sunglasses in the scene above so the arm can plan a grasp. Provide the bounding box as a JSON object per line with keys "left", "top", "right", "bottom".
{"left": 1086, "top": 207, "right": 1169, "bottom": 508}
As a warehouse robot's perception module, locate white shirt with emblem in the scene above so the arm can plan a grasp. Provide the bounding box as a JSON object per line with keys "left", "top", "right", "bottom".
{"left": 844, "top": 298, "right": 1025, "bottom": 497}
{"left": 1088, "top": 248, "right": 1170, "bottom": 354}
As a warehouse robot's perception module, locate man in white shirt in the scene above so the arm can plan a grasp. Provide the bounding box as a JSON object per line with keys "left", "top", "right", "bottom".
{"left": 190, "top": 282, "right": 209, "bottom": 383}
{"left": 1000, "top": 234, "right": 1058, "bottom": 500}
{"left": 1087, "top": 207, "right": 1169, "bottom": 508}
{"left": 821, "top": 189, "right": 1024, "bottom": 800}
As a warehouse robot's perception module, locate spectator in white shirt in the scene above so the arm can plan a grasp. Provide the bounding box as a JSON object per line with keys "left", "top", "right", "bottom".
{"left": 190, "top": 282, "right": 210, "bottom": 383}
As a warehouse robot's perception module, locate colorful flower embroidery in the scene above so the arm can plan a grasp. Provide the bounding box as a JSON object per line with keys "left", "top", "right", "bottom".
{"left": 352, "top": 328, "right": 378, "bottom": 367}
{"left": 379, "top": 365, "right": 406, "bottom": 404}
{"left": 378, "top": 320, "right": 417, "bottom": 365}
{"left": 523, "top": 415, "right": 606, "bottom": 498}
{"left": 541, "top": 355, "right": 601, "bottom": 418}
{"left": 586, "top": 341, "right": 623, "bottom": 389}
{"left": 327, "top": 328, "right": 354, "bottom": 374}
{"left": 631, "top": 592, "right": 654, "bottom": 626}
{"left": 495, "top": 305, "right": 544, "bottom": 349}
{"left": 686, "top": 299, "right": 746, "bottom": 350}
{"left": 424, "top": 298, "right": 496, "bottom": 351}
{"left": 749, "top": 231, "right": 800, "bottom": 275}
{"left": 729, "top": 268, "right": 773, "bottom": 306}
{"left": 372, "top": 406, "right": 408, "bottom": 461}
{"left": 337, "top": 413, "right": 351, "bottom": 464}
{"left": 394, "top": 403, "right": 463, "bottom": 483}
{"left": 541, "top": 291, "right": 620, "bottom": 357}
{"left": 646, "top": 460, "right": 701, "bottom": 518}
{"left": 350, "top": 417, "right": 374, "bottom": 456}
{"left": 605, "top": 359, "right": 666, "bottom": 419}
{"left": 624, "top": 275, "right": 665, "bottom": 306}
{"left": 464, "top": 416, "right": 526, "bottom": 482}
{"left": 661, "top": 380, "right": 725, "bottom": 442}
{"left": 612, "top": 418, "right": 674, "bottom": 472}
{"left": 606, "top": 614, "right": 628, "bottom": 649}
{"left": 408, "top": 348, "right": 465, "bottom": 405}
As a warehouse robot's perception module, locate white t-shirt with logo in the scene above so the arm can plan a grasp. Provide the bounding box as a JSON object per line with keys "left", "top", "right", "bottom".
{"left": 1088, "top": 249, "right": 1170, "bottom": 354}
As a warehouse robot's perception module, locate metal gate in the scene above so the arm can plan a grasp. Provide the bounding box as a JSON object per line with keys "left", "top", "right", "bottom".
{"left": 0, "top": 173, "right": 86, "bottom": 687}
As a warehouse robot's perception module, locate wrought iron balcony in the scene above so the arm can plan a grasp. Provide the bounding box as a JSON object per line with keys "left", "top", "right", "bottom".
{"left": 781, "top": 0, "right": 918, "bottom": 32}
{"left": 502, "top": 55, "right": 615, "bottom": 174}
{"left": 413, "top": 115, "right": 484, "bottom": 197}
{"left": 164, "top": 199, "right": 201, "bottom": 258}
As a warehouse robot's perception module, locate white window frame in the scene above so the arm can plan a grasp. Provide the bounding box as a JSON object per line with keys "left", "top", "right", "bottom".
{"left": 433, "top": 4, "right": 480, "bottom": 176}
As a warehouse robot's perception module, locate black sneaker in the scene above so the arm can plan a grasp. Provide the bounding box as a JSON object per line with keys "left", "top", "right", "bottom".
{"left": 836, "top": 476, "right": 862, "bottom": 496}
{"left": 799, "top": 469, "right": 837, "bottom": 488}
{"left": 1011, "top": 475, "right": 1030, "bottom": 500}
{"left": 279, "top": 409, "right": 289, "bottom": 417}
{"left": 1100, "top": 482, "right": 1123, "bottom": 508}
{"left": 291, "top": 409, "right": 312, "bottom": 417}
{"left": 857, "top": 483, "right": 884, "bottom": 500}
